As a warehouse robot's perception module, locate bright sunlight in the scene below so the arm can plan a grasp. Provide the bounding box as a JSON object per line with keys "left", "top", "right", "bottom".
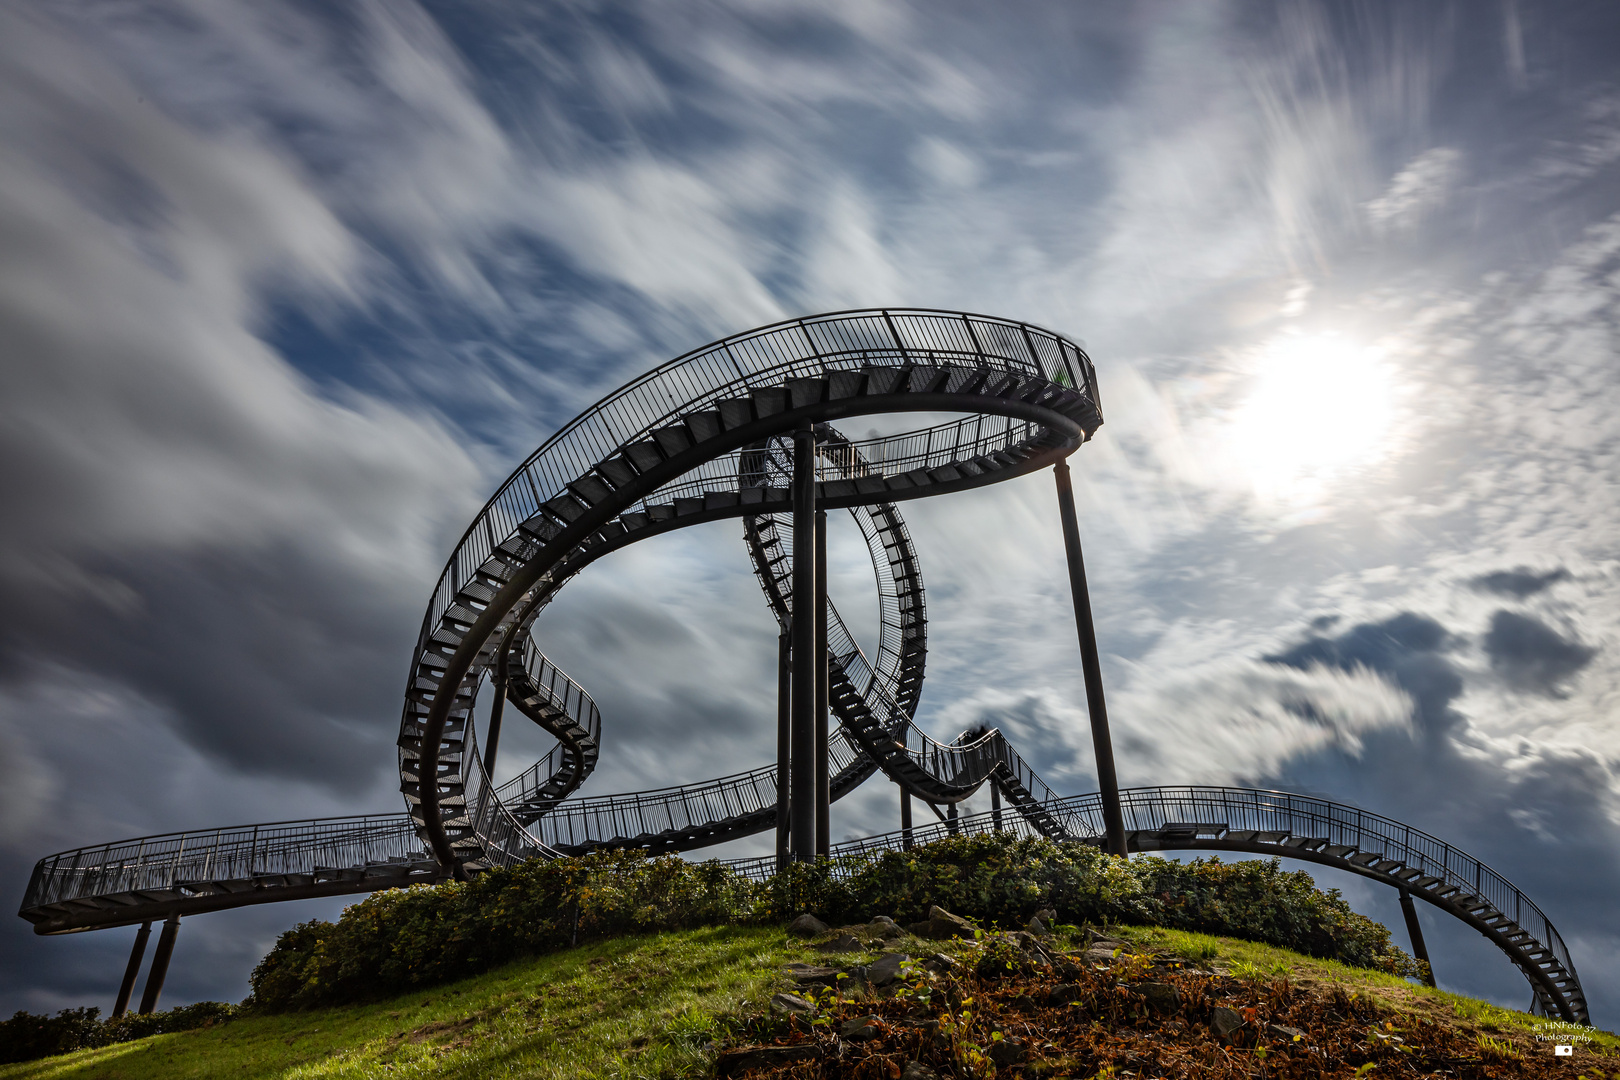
{"left": 1229, "top": 333, "right": 1397, "bottom": 507}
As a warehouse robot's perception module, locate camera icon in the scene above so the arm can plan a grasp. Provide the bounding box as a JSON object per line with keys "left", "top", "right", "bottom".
{"left": 1555, "top": 1045, "right": 1573, "bottom": 1056}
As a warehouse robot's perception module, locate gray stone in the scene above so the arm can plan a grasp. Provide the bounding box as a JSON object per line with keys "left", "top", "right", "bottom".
{"left": 786, "top": 964, "right": 842, "bottom": 987}
{"left": 923, "top": 952, "right": 958, "bottom": 974}
{"left": 788, "top": 913, "right": 830, "bottom": 937}
{"left": 1210, "top": 1006, "right": 1244, "bottom": 1038}
{"left": 716, "top": 1044, "right": 821, "bottom": 1077}
{"left": 1026, "top": 914, "right": 1052, "bottom": 936}
{"left": 1268, "top": 1024, "right": 1307, "bottom": 1042}
{"left": 1132, "top": 982, "right": 1183, "bottom": 1012}
{"left": 816, "top": 933, "right": 862, "bottom": 953}
{"left": 988, "top": 1036, "right": 1028, "bottom": 1066}
{"left": 840, "top": 1014, "right": 883, "bottom": 1041}
{"left": 868, "top": 952, "right": 912, "bottom": 987}
{"left": 770, "top": 992, "right": 816, "bottom": 1015}
{"left": 920, "top": 905, "right": 978, "bottom": 941}
{"left": 1035, "top": 907, "right": 1057, "bottom": 924}
{"left": 900, "top": 1063, "right": 941, "bottom": 1080}
{"left": 1083, "top": 945, "right": 1122, "bottom": 964}
{"left": 868, "top": 916, "right": 903, "bottom": 939}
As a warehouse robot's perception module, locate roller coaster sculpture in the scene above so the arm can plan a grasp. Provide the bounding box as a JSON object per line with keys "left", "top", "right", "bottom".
{"left": 17, "top": 311, "right": 1589, "bottom": 1025}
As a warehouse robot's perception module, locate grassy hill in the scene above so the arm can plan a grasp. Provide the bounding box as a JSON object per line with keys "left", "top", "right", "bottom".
{"left": 4, "top": 922, "right": 1613, "bottom": 1079}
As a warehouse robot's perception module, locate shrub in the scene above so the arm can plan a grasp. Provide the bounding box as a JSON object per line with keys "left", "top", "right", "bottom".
{"left": 247, "top": 834, "right": 1419, "bottom": 1011}
{"left": 0, "top": 1001, "right": 236, "bottom": 1065}
{"left": 0, "top": 1007, "right": 105, "bottom": 1064}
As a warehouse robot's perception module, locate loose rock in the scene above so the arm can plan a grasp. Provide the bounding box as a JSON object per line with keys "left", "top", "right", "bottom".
{"left": 867, "top": 952, "right": 911, "bottom": 987}
{"left": 900, "top": 1063, "right": 941, "bottom": 1080}
{"left": 839, "top": 1014, "right": 882, "bottom": 1041}
{"left": 715, "top": 1044, "right": 821, "bottom": 1077}
{"left": 1133, "top": 981, "right": 1183, "bottom": 1012}
{"left": 816, "top": 933, "right": 862, "bottom": 953}
{"left": 1210, "top": 1006, "right": 1244, "bottom": 1038}
{"left": 785, "top": 964, "right": 842, "bottom": 987}
{"left": 770, "top": 992, "right": 816, "bottom": 1015}
{"left": 1268, "top": 1023, "right": 1307, "bottom": 1041}
{"left": 988, "top": 1035, "right": 1028, "bottom": 1066}
{"left": 788, "top": 913, "right": 829, "bottom": 937}
{"left": 915, "top": 905, "right": 978, "bottom": 941}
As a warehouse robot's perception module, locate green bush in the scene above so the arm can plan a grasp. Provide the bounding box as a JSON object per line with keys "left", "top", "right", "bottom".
{"left": 0, "top": 1007, "right": 105, "bottom": 1064}
{"left": 0, "top": 1001, "right": 236, "bottom": 1065}
{"left": 247, "top": 834, "right": 1419, "bottom": 1012}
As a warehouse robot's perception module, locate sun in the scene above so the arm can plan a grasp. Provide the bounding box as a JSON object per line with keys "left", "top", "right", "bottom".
{"left": 1228, "top": 333, "right": 1397, "bottom": 507}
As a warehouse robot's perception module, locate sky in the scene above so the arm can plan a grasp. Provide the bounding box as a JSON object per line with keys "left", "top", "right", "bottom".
{"left": 1, "top": 0, "right": 1618, "bottom": 1027}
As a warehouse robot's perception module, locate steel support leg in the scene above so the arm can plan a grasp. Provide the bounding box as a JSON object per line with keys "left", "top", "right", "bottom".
{"left": 991, "top": 780, "right": 1003, "bottom": 831}
{"left": 814, "top": 507, "right": 830, "bottom": 858}
{"left": 776, "top": 630, "right": 791, "bottom": 872}
{"left": 900, "top": 787, "right": 913, "bottom": 851}
{"left": 484, "top": 667, "right": 507, "bottom": 778}
{"left": 947, "top": 802, "right": 959, "bottom": 836}
{"left": 113, "top": 921, "right": 152, "bottom": 1019}
{"left": 1399, "top": 889, "right": 1435, "bottom": 986}
{"left": 790, "top": 425, "right": 818, "bottom": 862}
{"left": 1054, "top": 460, "right": 1127, "bottom": 857}
{"left": 138, "top": 915, "right": 180, "bottom": 1015}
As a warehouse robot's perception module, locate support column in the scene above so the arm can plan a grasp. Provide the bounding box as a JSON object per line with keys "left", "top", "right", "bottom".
{"left": 814, "top": 506, "right": 830, "bottom": 859}
{"left": 900, "top": 788, "right": 913, "bottom": 851}
{"left": 1399, "top": 889, "right": 1435, "bottom": 986}
{"left": 776, "top": 630, "right": 791, "bottom": 872}
{"left": 946, "top": 802, "right": 959, "bottom": 836}
{"left": 112, "top": 921, "right": 152, "bottom": 1019}
{"left": 1054, "top": 459, "right": 1127, "bottom": 857}
{"left": 991, "top": 781, "right": 1003, "bottom": 831}
{"left": 484, "top": 661, "right": 507, "bottom": 779}
{"left": 138, "top": 914, "right": 180, "bottom": 1015}
{"left": 789, "top": 425, "right": 818, "bottom": 862}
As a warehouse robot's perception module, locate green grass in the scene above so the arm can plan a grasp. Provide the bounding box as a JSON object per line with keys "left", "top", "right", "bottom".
{"left": 5, "top": 923, "right": 1614, "bottom": 1078}
{"left": 0, "top": 926, "right": 802, "bottom": 1080}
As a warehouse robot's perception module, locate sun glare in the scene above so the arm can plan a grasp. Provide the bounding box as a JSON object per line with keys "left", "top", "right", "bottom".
{"left": 1229, "top": 334, "right": 1397, "bottom": 507}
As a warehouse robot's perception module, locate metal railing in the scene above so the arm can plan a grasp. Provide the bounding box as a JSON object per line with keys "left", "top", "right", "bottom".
{"left": 21, "top": 814, "right": 428, "bottom": 913}
{"left": 410, "top": 310, "right": 1093, "bottom": 677}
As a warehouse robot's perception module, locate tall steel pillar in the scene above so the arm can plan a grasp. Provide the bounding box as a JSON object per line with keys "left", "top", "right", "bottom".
{"left": 776, "top": 630, "right": 791, "bottom": 872}
{"left": 112, "top": 921, "right": 152, "bottom": 1019}
{"left": 483, "top": 660, "right": 507, "bottom": 778}
{"left": 991, "top": 780, "right": 1003, "bottom": 831}
{"left": 1399, "top": 889, "right": 1436, "bottom": 986}
{"left": 1054, "top": 459, "right": 1127, "bottom": 857}
{"left": 138, "top": 914, "right": 180, "bottom": 1015}
{"left": 789, "top": 424, "right": 818, "bottom": 862}
{"left": 900, "top": 787, "right": 914, "bottom": 850}
{"left": 814, "top": 506, "right": 830, "bottom": 858}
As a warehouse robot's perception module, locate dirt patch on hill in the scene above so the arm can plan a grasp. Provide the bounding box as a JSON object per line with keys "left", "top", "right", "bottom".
{"left": 715, "top": 934, "right": 1609, "bottom": 1078}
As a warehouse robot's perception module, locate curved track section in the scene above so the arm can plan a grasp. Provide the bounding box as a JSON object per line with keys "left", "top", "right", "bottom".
{"left": 400, "top": 309, "right": 1101, "bottom": 871}
{"left": 721, "top": 785, "right": 1588, "bottom": 1025}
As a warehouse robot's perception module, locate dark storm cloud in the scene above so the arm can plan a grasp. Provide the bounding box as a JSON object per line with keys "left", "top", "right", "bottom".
{"left": 1266, "top": 613, "right": 1462, "bottom": 741}
{"left": 1471, "top": 568, "right": 1572, "bottom": 599}
{"left": 1259, "top": 610, "right": 1620, "bottom": 1016}
{"left": 1483, "top": 610, "right": 1596, "bottom": 696}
